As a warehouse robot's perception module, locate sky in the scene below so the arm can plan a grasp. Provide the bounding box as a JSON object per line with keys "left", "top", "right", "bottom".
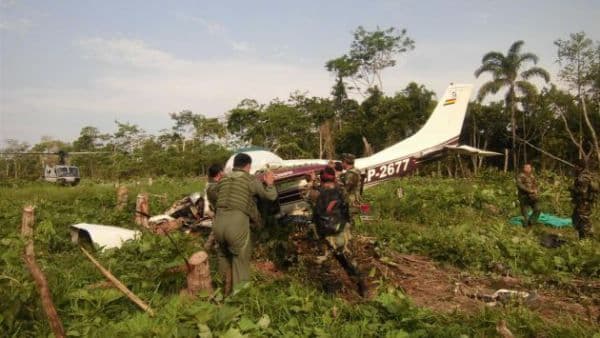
{"left": 1, "top": 0, "right": 599, "bottom": 144}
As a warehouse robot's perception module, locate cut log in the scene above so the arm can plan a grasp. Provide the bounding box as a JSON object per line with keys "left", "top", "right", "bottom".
{"left": 135, "top": 193, "right": 149, "bottom": 228}
{"left": 182, "top": 251, "right": 213, "bottom": 298}
{"left": 80, "top": 247, "right": 155, "bottom": 316}
{"left": 21, "top": 206, "right": 66, "bottom": 338}
{"left": 116, "top": 185, "right": 128, "bottom": 211}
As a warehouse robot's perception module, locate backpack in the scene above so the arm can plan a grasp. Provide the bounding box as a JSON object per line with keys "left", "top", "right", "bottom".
{"left": 313, "top": 187, "right": 350, "bottom": 236}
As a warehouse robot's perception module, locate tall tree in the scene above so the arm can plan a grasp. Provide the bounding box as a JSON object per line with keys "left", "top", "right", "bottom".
{"left": 226, "top": 99, "right": 263, "bottom": 147}
{"left": 326, "top": 26, "right": 415, "bottom": 96}
{"left": 554, "top": 32, "right": 600, "bottom": 164}
{"left": 73, "top": 126, "right": 107, "bottom": 151}
{"left": 474, "top": 40, "right": 550, "bottom": 171}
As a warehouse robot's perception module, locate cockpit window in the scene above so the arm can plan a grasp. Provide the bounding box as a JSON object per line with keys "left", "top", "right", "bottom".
{"left": 55, "top": 167, "right": 68, "bottom": 176}
{"left": 55, "top": 166, "right": 79, "bottom": 177}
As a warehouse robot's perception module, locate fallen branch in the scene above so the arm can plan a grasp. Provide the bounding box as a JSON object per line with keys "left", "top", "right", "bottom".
{"left": 80, "top": 246, "right": 155, "bottom": 316}
{"left": 515, "top": 136, "right": 574, "bottom": 167}
{"left": 21, "top": 206, "right": 65, "bottom": 338}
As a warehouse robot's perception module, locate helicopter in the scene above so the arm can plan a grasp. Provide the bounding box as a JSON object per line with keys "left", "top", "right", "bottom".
{"left": 0, "top": 149, "right": 107, "bottom": 185}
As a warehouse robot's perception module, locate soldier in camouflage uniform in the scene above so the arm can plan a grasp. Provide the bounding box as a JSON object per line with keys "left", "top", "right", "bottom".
{"left": 205, "top": 164, "right": 223, "bottom": 216}
{"left": 571, "top": 159, "right": 598, "bottom": 239}
{"left": 340, "top": 153, "right": 362, "bottom": 218}
{"left": 203, "top": 164, "right": 223, "bottom": 251}
{"left": 516, "top": 163, "right": 541, "bottom": 227}
{"left": 213, "top": 153, "right": 277, "bottom": 294}
{"left": 312, "top": 166, "right": 366, "bottom": 296}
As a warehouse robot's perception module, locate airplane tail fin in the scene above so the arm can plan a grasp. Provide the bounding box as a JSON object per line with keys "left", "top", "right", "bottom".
{"left": 417, "top": 83, "right": 473, "bottom": 144}
{"left": 355, "top": 83, "right": 473, "bottom": 169}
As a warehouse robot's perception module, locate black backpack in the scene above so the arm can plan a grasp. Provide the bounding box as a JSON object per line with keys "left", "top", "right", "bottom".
{"left": 313, "top": 187, "right": 350, "bottom": 236}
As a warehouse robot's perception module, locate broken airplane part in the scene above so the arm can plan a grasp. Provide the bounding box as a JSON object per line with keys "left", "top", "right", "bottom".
{"left": 225, "top": 83, "right": 501, "bottom": 214}
{"left": 70, "top": 223, "right": 140, "bottom": 250}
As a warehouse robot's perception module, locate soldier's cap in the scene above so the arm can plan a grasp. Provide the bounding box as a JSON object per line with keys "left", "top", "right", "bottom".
{"left": 320, "top": 167, "right": 336, "bottom": 183}
{"left": 341, "top": 153, "right": 355, "bottom": 164}
{"left": 334, "top": 161, "right": 343, "bottom": 172}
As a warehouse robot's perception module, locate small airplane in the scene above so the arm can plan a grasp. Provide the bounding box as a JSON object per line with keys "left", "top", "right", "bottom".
{"left": 224, "top": 83, "right": 501, "bottom": 216}
{"left": 70, "top": 83, "right": 503, "bottom": 248}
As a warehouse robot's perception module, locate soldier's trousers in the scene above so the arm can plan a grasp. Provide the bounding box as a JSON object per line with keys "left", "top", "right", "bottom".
{"left": 213, "top": 210, "right": 252, "bottom": 291}
{"left": 572, "top": 202, "right": 593, "bottom": 239}
{"left": 519, "top": 196, "right": 540, "bottom": 226}
{"left": 322, "top": 226, "right": 366, "bottom": 296}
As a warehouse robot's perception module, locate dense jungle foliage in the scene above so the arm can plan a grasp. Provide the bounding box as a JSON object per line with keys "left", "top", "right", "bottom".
{"left": 1, "top": 173, "right": 598, "bottom": 337}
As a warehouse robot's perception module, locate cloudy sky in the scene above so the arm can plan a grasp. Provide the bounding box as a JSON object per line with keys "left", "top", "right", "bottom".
{"left": 1, "top": 0, "right": 599, "bottom": 144}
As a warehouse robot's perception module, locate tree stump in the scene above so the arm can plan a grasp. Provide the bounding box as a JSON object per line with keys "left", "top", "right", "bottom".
{"left": 135, "top": 193, "right": 149, "bottom": 228}
{"left": 116, "top": 185, "right": 128, "bottom": 211}
{"left": 21, "top": 206, "right": 66, "bottom": 338}
{"left": 182, "top": 251, "right": 213, "bottom": 298}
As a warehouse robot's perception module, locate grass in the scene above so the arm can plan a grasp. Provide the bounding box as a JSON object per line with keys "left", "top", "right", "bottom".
{"left": 0, "top": 173, "right": 598, "bottom": 337}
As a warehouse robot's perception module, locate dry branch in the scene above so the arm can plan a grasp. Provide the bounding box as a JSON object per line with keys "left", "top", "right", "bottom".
{"left": 21, "top": 206, "right": 65, "bottom": 338}
{"left": 80, "top": 247, "right": 155, "bottom": 316}
{"left": 516, "top": 136, "right": 574, "bottom": 167}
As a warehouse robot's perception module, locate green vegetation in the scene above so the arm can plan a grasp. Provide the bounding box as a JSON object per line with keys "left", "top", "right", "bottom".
{"left": 1, "top": 25, "right": 599, "bottom": 338}
{"left": 364, "top": 171, "right": 599, "bottom": 279}
{"left": 1, "top": 174, "right": 598, "bottom": 337}
{"left": 2, "top": 30, "right": 600, "bottom": 181}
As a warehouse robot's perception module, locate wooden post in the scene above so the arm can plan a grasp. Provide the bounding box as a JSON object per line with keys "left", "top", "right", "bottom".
{"left": 182, "top": 251, "right": 213, "bottom": 298}
{"left": 503, "top": 148, "right": 509, "bottom": 173}
{"left": 21, "top": 206, "right": 66, "bottom": 338}
{"left": 456, "top": 155, "right": 466, "bottom": 177}
{"left": 81, "top": 247, "right": 155, "bottom": 316}
{"left": 116, "top": 185, "right": 128, "bottom": 211}
{"left": 135, "top": 193, "right": 149, "bottom": 228}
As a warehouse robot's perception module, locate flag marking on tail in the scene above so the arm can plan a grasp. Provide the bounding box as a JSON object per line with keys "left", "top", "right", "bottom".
{"left": 443, "top": 98, "right": 456, "bottom": 105}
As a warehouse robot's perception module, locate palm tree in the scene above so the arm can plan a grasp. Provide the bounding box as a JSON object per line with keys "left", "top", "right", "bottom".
{"left": 475, "top": 40, "right": 550, "bottom": 171}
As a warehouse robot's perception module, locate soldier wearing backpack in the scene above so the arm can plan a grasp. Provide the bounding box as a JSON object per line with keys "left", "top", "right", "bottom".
{"left": 571, "top": 159, "right": 599, "bottom": 239}
{"left": 313, "top": 166, "right": 367, "bottom": 297}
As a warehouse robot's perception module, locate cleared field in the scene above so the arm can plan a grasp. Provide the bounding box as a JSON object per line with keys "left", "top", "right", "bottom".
{"left": 1, "top": 173, "right": 598, "bottom": 337}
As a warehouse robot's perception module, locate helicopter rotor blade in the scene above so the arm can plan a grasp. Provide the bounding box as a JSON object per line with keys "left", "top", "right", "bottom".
{"left": 0, "top": 152, "right": 57, "bottom": 155}
{"left": 0, "top": 151, "right": 111, "bottom": 155}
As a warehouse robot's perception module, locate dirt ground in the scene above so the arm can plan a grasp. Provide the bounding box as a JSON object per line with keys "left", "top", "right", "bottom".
{"left": 253, "top": 231, "right": 600, "bottom": 327}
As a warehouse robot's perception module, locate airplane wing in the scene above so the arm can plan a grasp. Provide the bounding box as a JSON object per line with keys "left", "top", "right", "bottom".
{"left": 444, "top": 145, "right": 502, "bottom": 157}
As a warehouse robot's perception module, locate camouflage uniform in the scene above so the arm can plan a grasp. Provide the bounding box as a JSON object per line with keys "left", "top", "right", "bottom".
{"left": 312, "top": 185, "right": 365, "bottom": 296}
{"left": 571, "top": 169, "right": 598, "bottom": 239}
{"left": 205, "top": 179, "right": 219, "bottom": 214}
{"left": 203, "top": 178, "right": 219, "bottom": 251}
{"left": 213, "top": 168, "right": 277, "bottom": 291}
{"left": 516, "top": 172, "right": 540, "bottom": 226}
{"left": 340, "top": 154, "right": 362, "bottom": 217}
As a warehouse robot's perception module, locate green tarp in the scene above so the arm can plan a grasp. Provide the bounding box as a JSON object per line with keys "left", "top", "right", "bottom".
{"left": 510, "top": 212, "right": 572, "bottom": 228}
